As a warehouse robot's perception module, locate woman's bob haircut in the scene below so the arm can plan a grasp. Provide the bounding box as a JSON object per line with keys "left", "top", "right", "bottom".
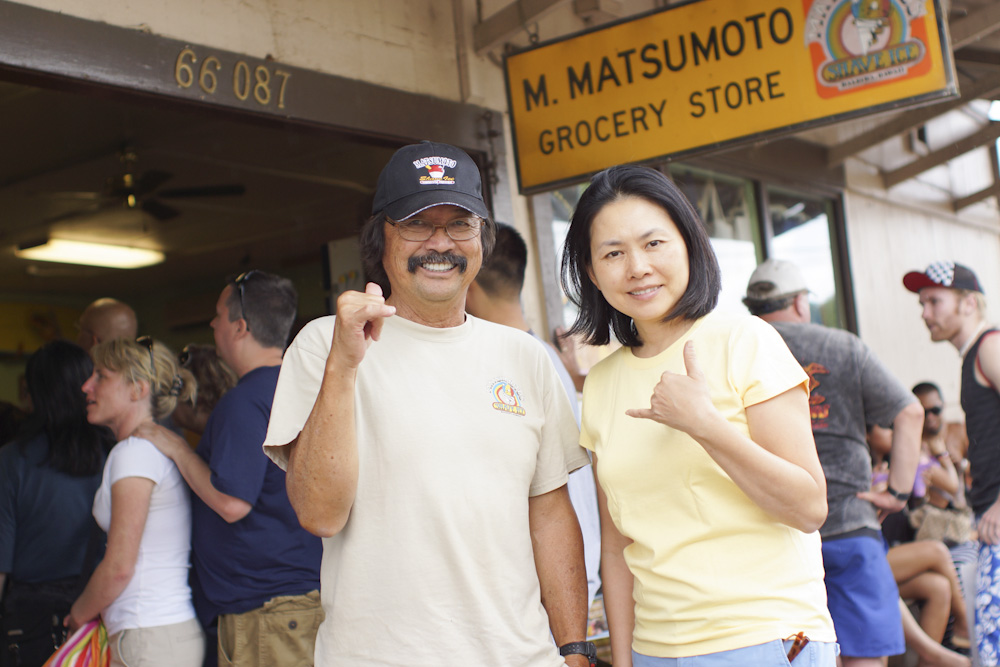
{"left": 561, "top": 164, "right": 721, "bottom": 348}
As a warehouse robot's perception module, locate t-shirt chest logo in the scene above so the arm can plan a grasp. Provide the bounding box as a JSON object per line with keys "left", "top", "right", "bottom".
{"left": 803, "top": 362, "right": 831, "bottom": 429}
{"left": 413, "top": 156, "right": 457, "bottom": 186}
{"left": 490, "top": 379, "right": 526, "bottom": 416}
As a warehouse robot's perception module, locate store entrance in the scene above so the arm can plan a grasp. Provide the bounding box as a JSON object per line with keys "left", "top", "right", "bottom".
{"left": 0, "top": 77, "right": 402, "bottom": 403}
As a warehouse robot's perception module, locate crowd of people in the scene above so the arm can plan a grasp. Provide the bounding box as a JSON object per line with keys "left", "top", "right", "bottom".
{"left": 0, "top": 140, "right": 997, "bottom": 667}
{"left": 1, "top": 274, "right": 322, "bottom": 667}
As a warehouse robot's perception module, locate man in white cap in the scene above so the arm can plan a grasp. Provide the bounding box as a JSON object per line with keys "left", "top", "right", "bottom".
{"left": 904, "top": 261, "right": 1000, "bottom": 662}
{"left": 262, "top": 142, "right": 593, "bottom": 667}
{"left": 746, "top": 258, "right": 923, "bottom": 667}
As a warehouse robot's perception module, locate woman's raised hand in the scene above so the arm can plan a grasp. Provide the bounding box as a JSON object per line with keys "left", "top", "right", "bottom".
{"left": 626, "top": 341, "right": 716, "bottom": 437}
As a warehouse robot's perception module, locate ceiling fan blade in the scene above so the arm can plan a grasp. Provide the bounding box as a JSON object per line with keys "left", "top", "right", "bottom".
{"left": 134, "top": 170, "right": 174, "bottom": 196}
{"left": 141, "top": 198, "right": 181, "bottom": 221}
{"left": 157, "top": 184, "right": 246, "bottom": 199}
{"left": 40, "top": 199, "right": 118, "bottom": 225}
{"left": 39, "top": 191, "right": 108, "bottom": 201}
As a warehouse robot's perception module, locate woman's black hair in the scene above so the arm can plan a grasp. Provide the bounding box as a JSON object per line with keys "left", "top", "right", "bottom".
{"left": 18, "top": 340, "right": 114, "bottom": 476}
{"left": 561, "top": 164, "right": 721, "bottom": 347}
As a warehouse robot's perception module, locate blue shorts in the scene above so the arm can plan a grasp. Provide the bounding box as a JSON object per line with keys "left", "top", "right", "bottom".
{"left": 975, "top": 538, "right": 1000, "bottom": 665}
{"left": 822, "top": 535, "right": 904, "bottom": 658}
{"left": 632, "top": 639, "right": 838, "bottom": 666}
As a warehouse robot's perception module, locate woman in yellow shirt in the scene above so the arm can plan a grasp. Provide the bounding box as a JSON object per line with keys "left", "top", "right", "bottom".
{"left": 561, "top": 164, "right": 837, "bottom": 666}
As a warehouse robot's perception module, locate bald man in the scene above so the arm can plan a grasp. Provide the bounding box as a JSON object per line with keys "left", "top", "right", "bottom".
{"left": 76, "top": 298, "right": 138, "bottom": 351}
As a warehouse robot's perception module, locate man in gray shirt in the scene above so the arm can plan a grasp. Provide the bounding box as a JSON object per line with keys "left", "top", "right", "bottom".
{"left": 745, "top": 259, "right": 923, "bottom": 667}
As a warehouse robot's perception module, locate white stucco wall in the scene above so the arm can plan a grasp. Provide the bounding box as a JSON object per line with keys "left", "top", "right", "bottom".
{"left": 17, "top": 0, "right": 468, "bottom": 101}
{"left": 844, "top": 180, "right": 1000, "bottom": 422}
{"left": 814, "top": 90, "right": 1000, "bottom": 423}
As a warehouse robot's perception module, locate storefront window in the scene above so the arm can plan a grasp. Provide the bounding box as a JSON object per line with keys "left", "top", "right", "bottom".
{"left": 767, "top": 188, "right": 844, "bottom": 328}
{"left": 669, "top": 165, "right": 760, "bottom": 317}
{"left": 544, "top": 166, "right": 846, "bottom": 359}
{"left": 550, "top": 183, "right": 587, "bottom": 328}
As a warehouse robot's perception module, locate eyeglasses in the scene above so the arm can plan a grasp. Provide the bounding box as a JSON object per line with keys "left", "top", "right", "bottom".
{"left": 136, "top": 336, "right": 155, "bottom": 375}
{"left": 234, "top": 270, "right": 261, "bottom": 331}
{"left": 925, "top": 406, "right": 943, "bottom": 416}
{"left": 387, "top": 217, "right": 482, "bottom": 242}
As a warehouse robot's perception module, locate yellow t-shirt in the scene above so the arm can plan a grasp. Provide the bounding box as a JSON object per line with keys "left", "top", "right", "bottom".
{"left": 581, "top": 311, "right": 835, "bottom": 658}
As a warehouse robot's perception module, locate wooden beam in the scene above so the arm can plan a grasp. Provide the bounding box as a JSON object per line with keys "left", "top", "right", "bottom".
{"left": 957, "top": 131, "right": 1000, "bottom": 212}
{"left": 954, "top": 185, "right": 1000, "bottom": 212}
{"left": 473, "top": 0, "right": 567, "bottom": 55}
{"left": 882, "top": 123, "right": 1000, "bottom": 189}
{"left": 573, "top": 0, "right": 624, "bottom": 25}
{"left": 826, "top": 72, "right": 1000, "bottom": 167}
{"left": 0, "top": 1, "right": 495, "bottom": 151}
{"left": 952, "top": 105, "right": 1000, "bottom": 213}
{"left": 950, "top": 3, "right": 1000, "bottom": 50}
{"left": 955, "top": 47, "right": 1000, "bottom": 67}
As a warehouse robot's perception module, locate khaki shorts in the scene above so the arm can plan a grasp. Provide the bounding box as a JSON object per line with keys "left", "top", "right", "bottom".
{"left": 218, "top": 590, "right": 323, "bottom": 667}
{"left": 109, "top": 618, "right": 205, "bottom": 667}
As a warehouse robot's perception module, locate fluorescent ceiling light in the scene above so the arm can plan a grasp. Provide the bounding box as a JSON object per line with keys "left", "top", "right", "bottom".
{"left": 15, "top": 239, "right": 164, "bottom": 269}
{"left": 990, "top": 100, "right": 1000, "bottom": 122}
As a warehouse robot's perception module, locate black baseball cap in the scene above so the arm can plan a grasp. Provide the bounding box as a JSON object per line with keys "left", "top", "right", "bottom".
{"left": 372, "top": 141, "right": 490, "bottom": 221}
{"left": 903, "top": 261, "right": 984, "bottom": 294}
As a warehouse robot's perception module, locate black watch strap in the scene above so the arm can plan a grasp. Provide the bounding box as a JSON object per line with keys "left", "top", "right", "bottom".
{"left": 887, "top": 485, "right": 911, "bottom": 502}
{"left": 559, "top": 641, "right": 597, "bottom": 666}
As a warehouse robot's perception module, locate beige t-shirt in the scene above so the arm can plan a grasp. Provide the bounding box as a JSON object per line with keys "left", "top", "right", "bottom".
{"left": 264, "top": 314, "right": 588, "bottom": 667}
{"left": 581, "top": 312, "right": 836, "bottom": 657}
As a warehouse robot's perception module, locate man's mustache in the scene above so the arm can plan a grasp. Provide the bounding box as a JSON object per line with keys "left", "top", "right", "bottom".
{"left": 407, "top": 252, "right": 468, "bottom": 273}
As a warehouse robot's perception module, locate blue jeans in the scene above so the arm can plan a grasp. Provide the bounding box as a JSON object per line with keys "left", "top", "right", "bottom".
{"left": 632, "top": 638, "right": 839, "bottom": 666}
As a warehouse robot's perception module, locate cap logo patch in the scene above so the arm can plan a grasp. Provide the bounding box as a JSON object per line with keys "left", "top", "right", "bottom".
{"left": 490, "top": 379, "right": 526, "bottom": 416}
{"left": 926, "top": 261, "right": 956, "bottom": 287}
{"left": 413, "top": 156, "right": 458, "bottom": 186}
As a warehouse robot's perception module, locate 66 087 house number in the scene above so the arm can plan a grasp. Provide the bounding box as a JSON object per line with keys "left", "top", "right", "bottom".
{"left": 174, "top": 48, "right": 291, "bottom": 109}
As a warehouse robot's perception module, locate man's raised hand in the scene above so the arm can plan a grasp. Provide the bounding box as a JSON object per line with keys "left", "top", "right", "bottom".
{"left": 330, "top": 282, "right": 396, "bottom": 370}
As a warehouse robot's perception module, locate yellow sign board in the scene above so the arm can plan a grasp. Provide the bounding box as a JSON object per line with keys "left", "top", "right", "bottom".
{"left": 504, "top": 0, "right": 957, "bottom": 192}
{"left": 0, "top": 302, "right": 81, "bottom": 354}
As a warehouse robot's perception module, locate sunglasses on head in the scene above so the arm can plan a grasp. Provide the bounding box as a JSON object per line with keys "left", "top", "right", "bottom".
{"left": 136, "top": 336, "right": 155, "bottom": 374}
{"left": 234, "top": 270, "right": 261, "bottom": 332}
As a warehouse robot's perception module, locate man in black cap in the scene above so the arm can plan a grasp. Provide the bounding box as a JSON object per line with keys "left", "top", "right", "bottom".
{"left": 905, "top": 261, "right": 1000, "bottom": 663}
{"left": 262, "top": 142, "right": 594, "bottom": 667}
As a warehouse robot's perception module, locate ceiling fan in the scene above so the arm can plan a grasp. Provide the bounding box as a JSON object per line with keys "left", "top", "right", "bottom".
{"left": 44, "top": 146, "right": 246, "bottom": 223}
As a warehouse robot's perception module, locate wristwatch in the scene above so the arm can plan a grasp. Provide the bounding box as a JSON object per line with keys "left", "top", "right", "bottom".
{"left": 559, "top": 641, "right": 597, "bottom": 667}
{"left": 886, "top": 485, "right": 911, "bottom": 503}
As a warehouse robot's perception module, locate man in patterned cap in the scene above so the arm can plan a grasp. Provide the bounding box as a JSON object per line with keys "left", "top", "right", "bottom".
{"left": 905, "top": 261, "right": 1000, "bottom": 663}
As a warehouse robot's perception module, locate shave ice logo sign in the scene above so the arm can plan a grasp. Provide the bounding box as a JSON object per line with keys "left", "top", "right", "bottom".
{"left": 805, "top": 0, "right": 930, "bottom": 95}
{"left": 414, "top": 157, "right": 457, "bottom": 185}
